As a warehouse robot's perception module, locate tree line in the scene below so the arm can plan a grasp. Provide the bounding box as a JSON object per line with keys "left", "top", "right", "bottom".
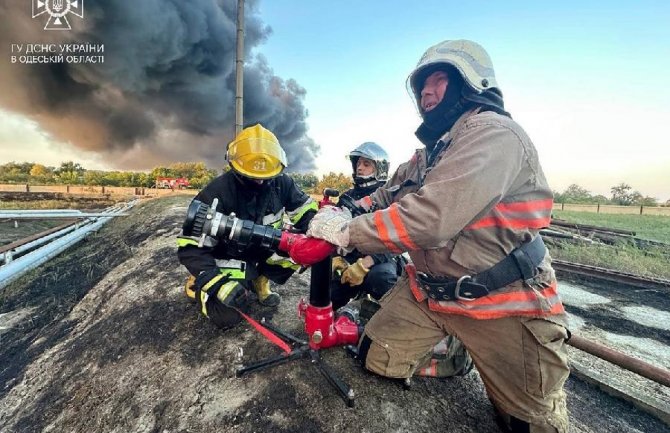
{"left": 0, "top": 161, "right": 220, "bottom": 189}
{"left": 554, "top": 183, "right": 665, "bottom": 207}
{"left": 0, "top": 161, "right": 355, "bottom": 194}
{"left": 1, "top": 162, "right": 664, "bottom": 205}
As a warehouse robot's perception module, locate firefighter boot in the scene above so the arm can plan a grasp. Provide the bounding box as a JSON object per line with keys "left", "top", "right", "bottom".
{"left": 184, "top": 275, "right": 197, "bottom": 303}
{"left": 253, "top": 275, "right": 281, "bottom": 307}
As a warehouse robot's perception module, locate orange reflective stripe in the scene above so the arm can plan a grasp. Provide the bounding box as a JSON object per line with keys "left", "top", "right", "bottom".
{"left": 466, "top": 199, "right": 553, "bottom": 230}
{"left": 416, "top": 359, "right": 438, "bottom": 377}
{"left": 374, "top": 211, "right": 401, "bottom": 253}
{"left": 406, "top": 264, "right": 427, "bottom": 302}
{"left": 457, "top": 283, "right": 560, "bottom": 306}
{"left": 466, "top": 215, "right": 551, "bottom": 230}
{"left": 495, "top": 199, "right": 553, "bottom": 213}
{"left": 429, "top": 300, "right": 564, "bottom": 320}
{"left": 388, "top": 204, "right": 419, "bottom": 250}
{"left": 427, "top": 283, "right": 565, "bottom": 319}
{"left": 430, "top": 359, "right": 438, "bottom": 376}
{"left": 407, "top": 264, "right": 564, "bottom": 319}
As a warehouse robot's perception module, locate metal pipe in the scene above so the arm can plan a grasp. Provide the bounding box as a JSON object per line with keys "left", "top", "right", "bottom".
{"left": 0, "top": 212, "right": 129, "bottom": 219}
{"left": 0, "top": 201, "right": 135, "bottom": 289}
{"left": 2, "top": 209, "right": 85, "bottom": 214}
{"left": 568, "top": 334, "right": 670, "bottom": 388}
{"left": 0, "top": 220, "right": 78, "bottom": 254}
{"left": 234, "top": 0, "right": 245, "bottom": 135}
{"left": 309, "top": 258, "right": 332, "bottom": 308}
{"left": 1, "top": 222, "right": 85, "bottom": 264}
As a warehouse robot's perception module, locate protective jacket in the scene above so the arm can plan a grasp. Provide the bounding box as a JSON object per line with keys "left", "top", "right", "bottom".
{"left": 340, "top": 181, "right": 401, "bottom": 269}
{"left": 178, "top": 171, "right": 317, "bottom": 276}
{"left": 349, "top": 109, "right": 563, "bottom": 320}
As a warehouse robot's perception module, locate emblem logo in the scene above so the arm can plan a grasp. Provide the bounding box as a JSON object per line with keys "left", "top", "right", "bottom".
{"left": 32, "top": 0, "right": 84, "bottom": 31}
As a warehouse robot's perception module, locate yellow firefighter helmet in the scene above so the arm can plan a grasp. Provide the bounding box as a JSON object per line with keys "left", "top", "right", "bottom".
{"left": 226, "top": 124, "right": 288, "bottom": 179}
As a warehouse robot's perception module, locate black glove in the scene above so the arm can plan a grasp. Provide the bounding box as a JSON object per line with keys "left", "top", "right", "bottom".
{"left": 195, "top": 268, "right": 248, "bottom": 305}
{"left": 194, "top": 268, "right": 248, "bottom": 330}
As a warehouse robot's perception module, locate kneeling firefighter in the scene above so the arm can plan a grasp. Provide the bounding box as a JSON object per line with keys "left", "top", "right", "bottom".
{"left": 330, "top": 141, "right": 400, "bottom": 310}
{"left": 334, "top": 141, "right": 473, "bottom": 379}
{"left": 308, "top": 40, "right": 569, "bottom": 432}
{"left": 177, "top": 124, "right": 318, "bottom": 330}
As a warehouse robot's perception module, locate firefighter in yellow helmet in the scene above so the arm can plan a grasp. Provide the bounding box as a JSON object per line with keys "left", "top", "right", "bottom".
{"left": 177, "top": 124, "right": 317, "bottom": 330}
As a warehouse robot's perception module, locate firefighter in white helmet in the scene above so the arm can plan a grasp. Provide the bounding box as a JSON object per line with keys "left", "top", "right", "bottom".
{"left": 329, "top": 141, "right": 397, "bottom": 310}
{"left": 333, "top": 141, "right": 474, "bottom": 379}
{"left": 308, "top": 40, "right": 569, "bottom": 432}
{"left": 177, "top": 124, "right": 317, "bottom": 329}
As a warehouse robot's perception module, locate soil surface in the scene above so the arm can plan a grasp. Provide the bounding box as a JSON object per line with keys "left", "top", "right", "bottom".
{"left": 0, "top": 195, "right": 667, "bottom": 433}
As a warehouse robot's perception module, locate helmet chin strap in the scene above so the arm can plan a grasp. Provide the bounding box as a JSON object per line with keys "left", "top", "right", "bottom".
{"left": 353, "top": 174, "right": 378, "bottom": 187}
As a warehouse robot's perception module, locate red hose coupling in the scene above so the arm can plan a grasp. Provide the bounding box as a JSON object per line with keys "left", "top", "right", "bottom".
{"left": 303, "top": 303, "right": 359, "bottom": 349}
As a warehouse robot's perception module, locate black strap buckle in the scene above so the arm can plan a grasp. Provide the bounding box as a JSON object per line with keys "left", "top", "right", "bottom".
{"left": 455, "top": 276, "right": 490, "bottom": 301}
{"left": 417, "top": 272, "right": 491, "bottom": 302}
{"left": 455, "top": 275, "right": 476, "bottom": 301}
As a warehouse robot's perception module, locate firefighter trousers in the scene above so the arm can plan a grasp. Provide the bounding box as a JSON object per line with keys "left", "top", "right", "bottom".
{"left": 361, "top": 276, "right": 570, "bottom": 433}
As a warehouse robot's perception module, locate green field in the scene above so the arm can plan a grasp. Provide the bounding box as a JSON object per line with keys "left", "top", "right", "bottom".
{"left": 552, "top": 210, "right": 670, "bottom": 243}
{"left": 550, "top": 210, "right": 670, "bottom": 279}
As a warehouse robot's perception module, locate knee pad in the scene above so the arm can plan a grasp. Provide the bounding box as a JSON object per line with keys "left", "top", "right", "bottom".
{"left": 356, "top": 333, "right": 415, "bottom": 378}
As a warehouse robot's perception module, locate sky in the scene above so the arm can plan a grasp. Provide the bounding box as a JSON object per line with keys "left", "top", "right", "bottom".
{"left": 1, "top": 0, "right": 669, "bottom": 201}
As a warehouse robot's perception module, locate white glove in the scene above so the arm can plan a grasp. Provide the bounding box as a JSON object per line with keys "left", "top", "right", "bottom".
{"left": 307, "top": 206, "right": 352, "bottom": 248}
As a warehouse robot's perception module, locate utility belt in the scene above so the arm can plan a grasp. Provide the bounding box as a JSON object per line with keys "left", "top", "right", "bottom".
{"left": 416, "top": 236, "right": 546, "bottom": 302}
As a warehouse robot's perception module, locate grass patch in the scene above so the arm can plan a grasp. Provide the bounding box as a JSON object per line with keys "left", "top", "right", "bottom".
{"left": 0, "top": 199, "right": 116, "bottom": 210}
{"left": 552, "top": 210, "right": 670, "bottom": 243}
{"left": 548, "top": 242, "right": 670, "bottom": 280}
{"left": 550, "top": 210, "right": 670, "bottom": 279}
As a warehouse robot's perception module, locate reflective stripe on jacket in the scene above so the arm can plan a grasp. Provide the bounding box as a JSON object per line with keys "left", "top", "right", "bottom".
{"left": 348, "top": 109, "right": 563, "bottom": 319}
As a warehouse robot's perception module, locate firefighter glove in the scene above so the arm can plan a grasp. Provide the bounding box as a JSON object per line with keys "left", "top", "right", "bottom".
{"left": 331, "top": 256, "right": 350, "bottom": 276}
{"left": 307, "top": 206, "right": 352, "bottom": 248}
{"left": 196, "top": 268, "right": 246, "bottom": 305}
{"left": 340, "top": 257, "right": 369, "bottom": 286}
{"left": 194, "top": 268, "right": 248, "bottom": 330}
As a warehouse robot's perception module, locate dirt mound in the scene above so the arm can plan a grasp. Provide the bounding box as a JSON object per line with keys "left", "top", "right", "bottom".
{"left": 0, "top": 196, "right": 667, "bottom": 432}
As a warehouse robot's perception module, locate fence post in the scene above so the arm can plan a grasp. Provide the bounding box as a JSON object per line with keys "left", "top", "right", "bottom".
{"left": 597, "top": 203, "right": 600, "bottom": 213}
{"left": 561, "top": 203, "right": 564, "bottom": 211}
{"left": 640, "top": 205, "right": 643, "bottom": 215}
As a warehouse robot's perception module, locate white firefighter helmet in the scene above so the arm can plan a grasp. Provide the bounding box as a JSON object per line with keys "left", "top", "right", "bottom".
{"left": 348, "top": 141, "right": 390, "bottom": 185}
{"left": 407, "top": 39, "right": 498, "bottom": 111}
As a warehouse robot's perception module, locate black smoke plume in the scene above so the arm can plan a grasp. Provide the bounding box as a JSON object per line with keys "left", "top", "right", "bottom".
{"left": 0, "top": 0, "right": 318, "bottom": 171}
